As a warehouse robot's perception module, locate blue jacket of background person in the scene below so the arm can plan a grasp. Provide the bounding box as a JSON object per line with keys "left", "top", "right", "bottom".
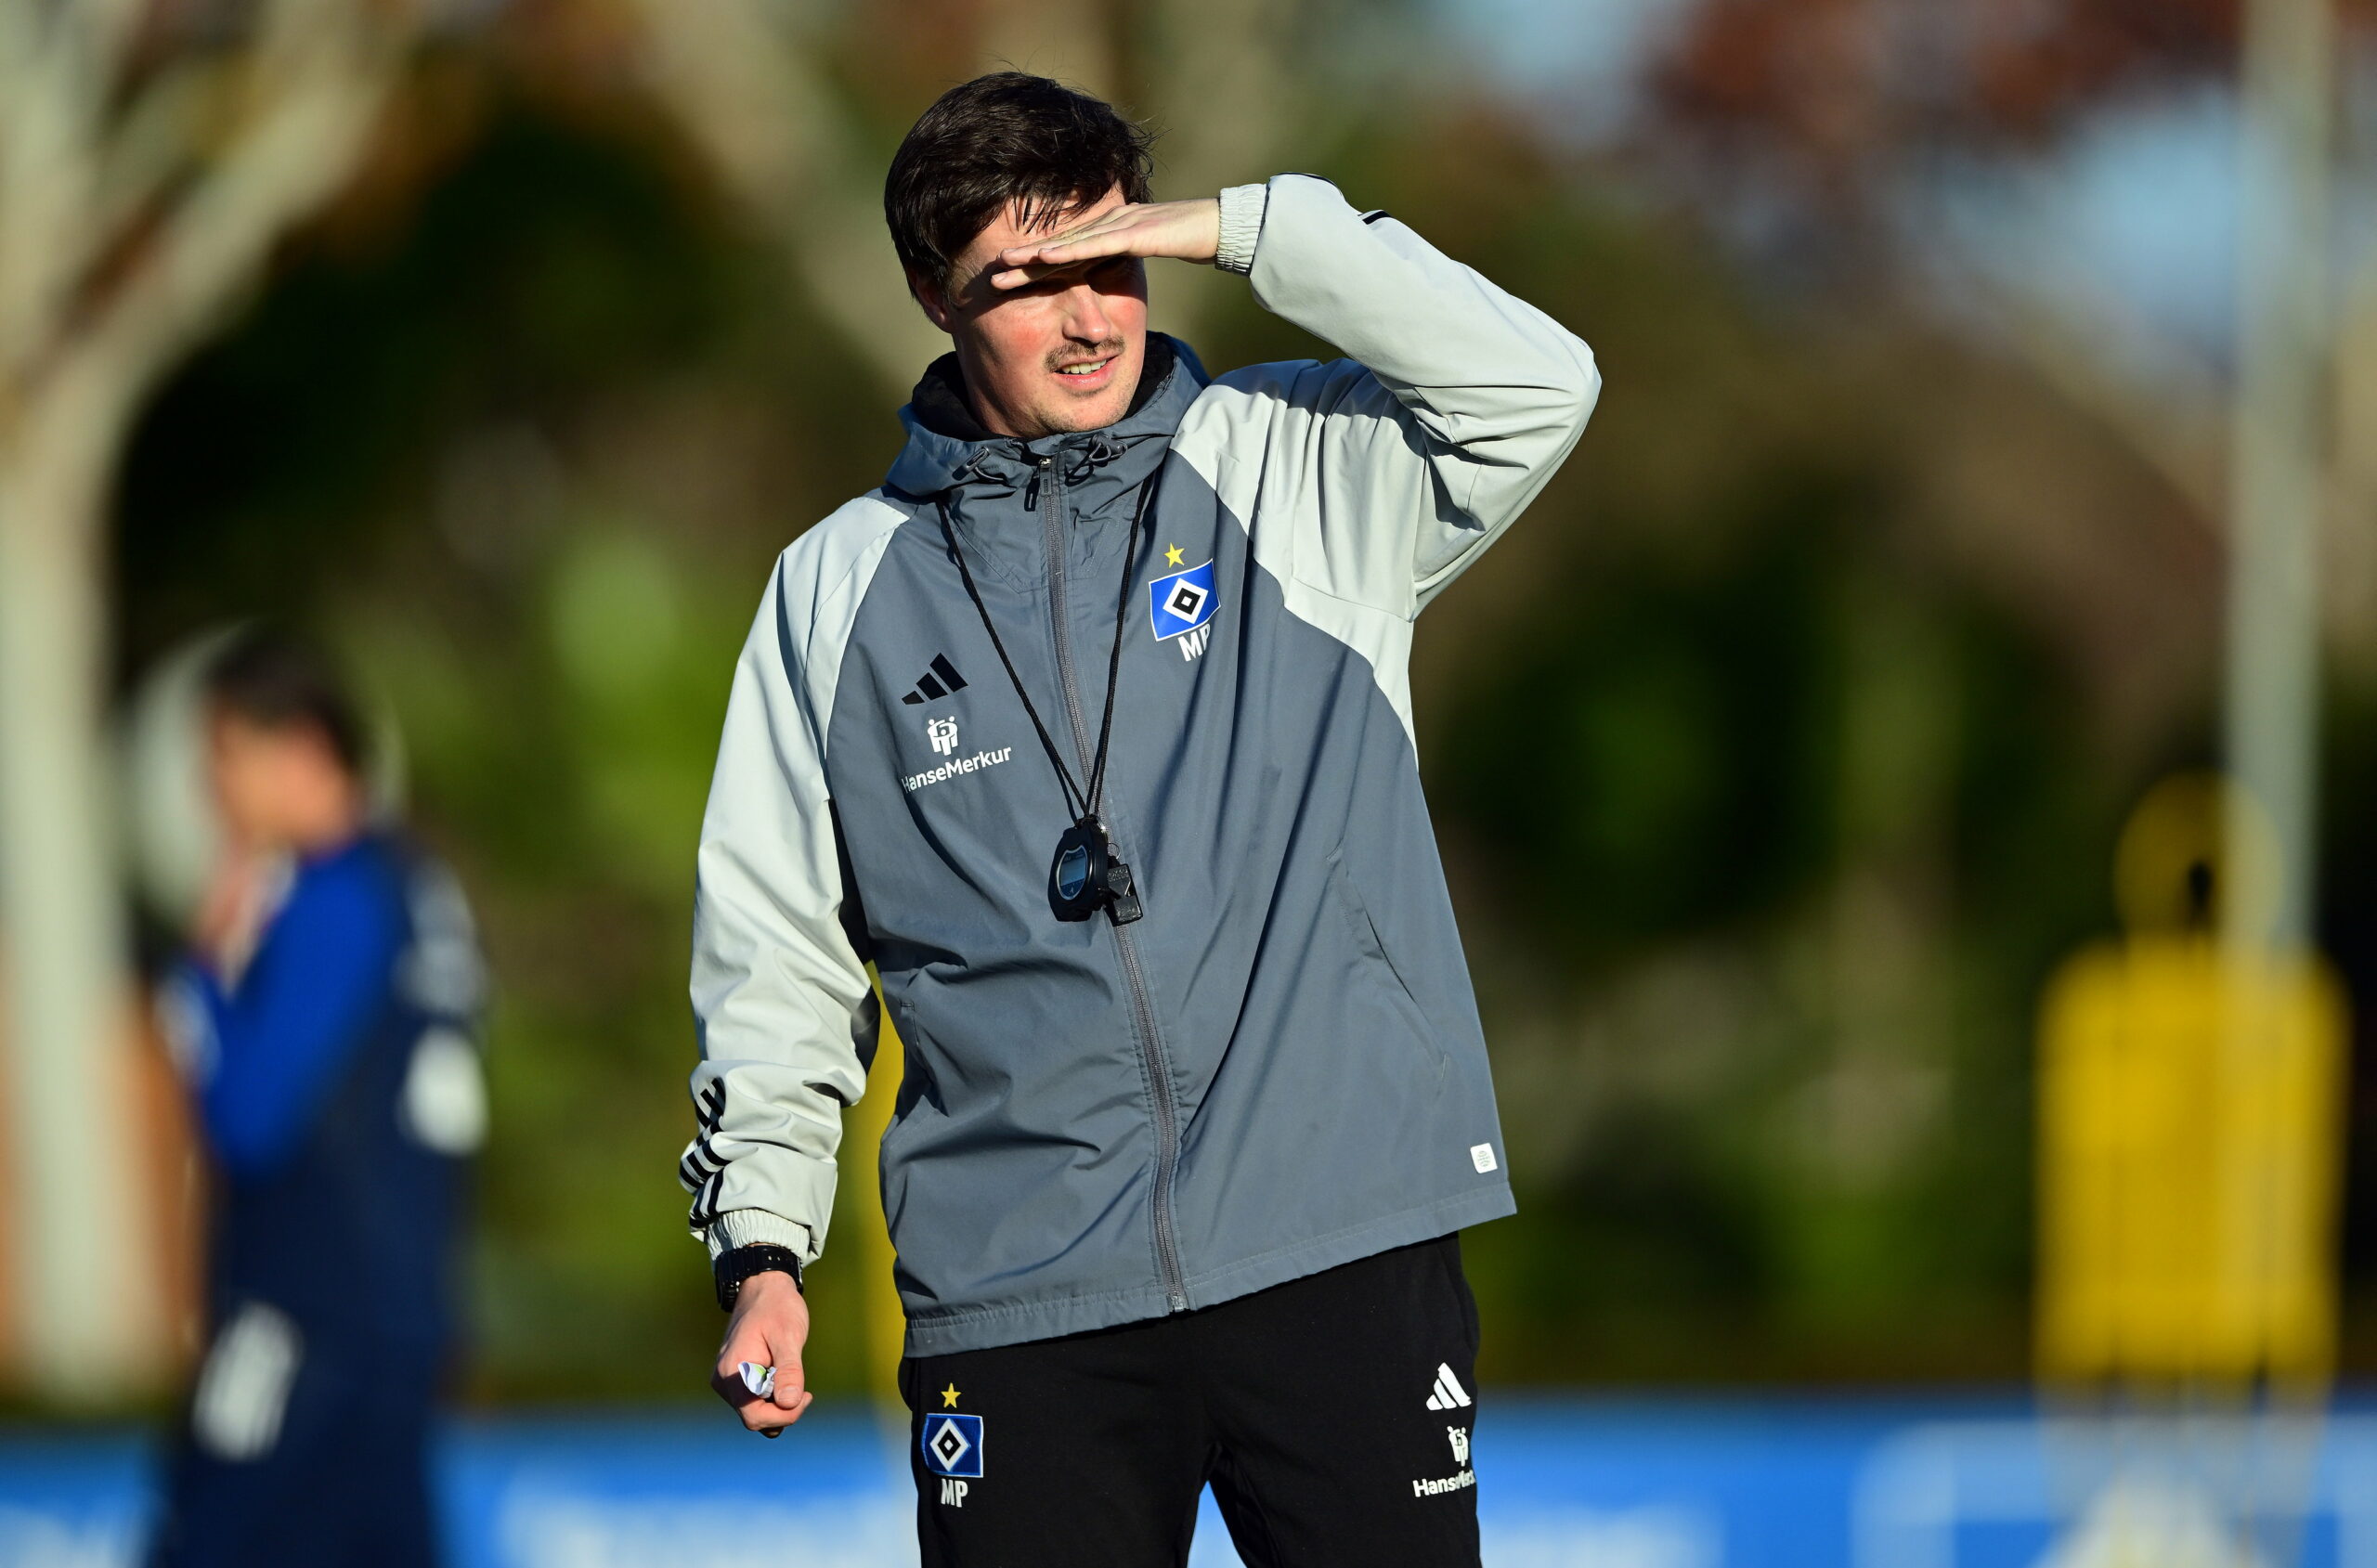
{"left": 165, "top": 829, "right": 486, "bottom": 1367}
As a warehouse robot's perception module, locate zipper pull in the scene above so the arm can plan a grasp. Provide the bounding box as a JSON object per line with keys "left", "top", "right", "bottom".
{"left": 1026, "top": 455, "right": 1051, "bottom": 511}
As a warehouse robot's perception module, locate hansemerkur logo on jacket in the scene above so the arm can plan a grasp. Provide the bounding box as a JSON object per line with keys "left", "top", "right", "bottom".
{"left": 682, "top": 175, "right": 1601, "bottom": 1357}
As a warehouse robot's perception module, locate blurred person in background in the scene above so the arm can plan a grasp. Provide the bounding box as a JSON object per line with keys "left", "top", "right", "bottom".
{"left": 149, "top": 629, "right": 487, "bottom": 1568}
{"left": 685, "top": 72, "right": 1597, "bottom": 1565}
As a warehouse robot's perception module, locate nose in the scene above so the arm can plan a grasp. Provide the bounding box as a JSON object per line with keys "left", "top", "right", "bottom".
{"left": 1062, "top": 279, "right": 1114, "bottom": 344}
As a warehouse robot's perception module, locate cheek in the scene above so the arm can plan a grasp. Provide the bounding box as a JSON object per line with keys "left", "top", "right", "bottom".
{"left": 1106, "top": 264, "right": 1150, "bottom": 322}
{"left": 975, "top": 301, "right": 1058, "bottom": 370}
{"left": 209, "top": 760, "right": 262, "bottom": 830}
{"left": 238, "top": 756, "right": 281, "bottom": 808}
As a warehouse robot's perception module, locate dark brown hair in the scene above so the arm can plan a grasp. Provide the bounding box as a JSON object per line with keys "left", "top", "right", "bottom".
{"left": 885, "top": 71, "right": 1156, "bottom": 296}
{"left": 205, "top": 628, "right": 368, "bottom": 776}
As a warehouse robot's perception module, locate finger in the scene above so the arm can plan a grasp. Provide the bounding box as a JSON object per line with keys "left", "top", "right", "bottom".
{"left": 714, "top": 1343, "right": 774, "bottom": 1407}
{"left": 997, "top": 208, "right": 1136, "bottom": 263}
{"left": 741, "top": 1387, "right": 811, "bottom": 1434}
{"left": 985, "top": 255, "right": 1081, "bottom": 291}
{"left": 987, "top": 254, "right": 1113, "bottom": 291}
{"left": 766, "top": 1352, "right": 807, "bottom": 1411}
{"left": 994, "top": 233, "right": 1124, "bottom": 273}
{"left": 738, "top": 1385, "right": 796, "bottom": 1429}
{"left": 989, "top": 230, "right": 1137, "bottom": 289}
{"left": 994, "top": 231, "right": 1113, "bottom": 270}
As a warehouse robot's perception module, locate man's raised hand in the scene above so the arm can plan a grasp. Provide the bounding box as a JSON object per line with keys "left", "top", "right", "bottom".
{"left": 713, "top": 1270, "right": 812, "bottom": 1437}
{"left": 988, "top": 198, "right": 1222, "bottom": 291}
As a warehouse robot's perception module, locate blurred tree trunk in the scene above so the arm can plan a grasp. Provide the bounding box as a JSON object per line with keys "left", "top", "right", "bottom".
{"left": 0, "top": 0, "right": 420, "bottom": 1405}
{"left": 622, "top": 0, "right": 944, "bottom": 396}
{"left": 623, "top": 0, "right": 1305, "bottom": 399}
{"left": 2224, "top": 0, "right": 2334, "bottom": 952}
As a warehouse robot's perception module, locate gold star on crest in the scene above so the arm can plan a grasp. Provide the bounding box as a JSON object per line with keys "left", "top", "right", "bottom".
{"left": 1164, "top": 542, "right": 1185, "bottom": 568}
{"left": 941, "top": 1383, "right": 961, "bottom": 1409}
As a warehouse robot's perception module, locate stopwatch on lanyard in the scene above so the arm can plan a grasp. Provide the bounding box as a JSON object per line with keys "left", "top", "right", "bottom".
{"left": 936, "top": 469, "right": 1162, "bottom": 926}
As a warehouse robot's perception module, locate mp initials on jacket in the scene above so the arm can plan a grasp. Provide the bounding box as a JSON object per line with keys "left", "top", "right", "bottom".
{"left": 682, "top": 174, "right": 1600, "bottom": 1356}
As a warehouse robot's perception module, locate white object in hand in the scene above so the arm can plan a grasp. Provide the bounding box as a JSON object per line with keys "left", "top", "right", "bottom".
{"left": 739, "top": 1361, "right": 775, "bottom": 1400}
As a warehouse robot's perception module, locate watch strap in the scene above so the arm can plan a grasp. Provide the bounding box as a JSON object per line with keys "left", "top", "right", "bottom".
{"left": 715, "top": 1243, "right": 803, "bottom": 1313}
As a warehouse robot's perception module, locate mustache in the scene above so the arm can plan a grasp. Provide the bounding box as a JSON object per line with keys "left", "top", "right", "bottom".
{"left": 1047, "top": 341, "right": 1127, "bottom": 372}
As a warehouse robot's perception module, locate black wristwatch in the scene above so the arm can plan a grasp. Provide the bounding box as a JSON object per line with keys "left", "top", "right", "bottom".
{"left": 715, "top": 1243, "right": 804, "bottom": 1313}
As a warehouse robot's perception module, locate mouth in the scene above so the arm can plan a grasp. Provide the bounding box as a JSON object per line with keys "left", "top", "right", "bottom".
{"left": 1051, "top": 356, "right": 1119, "bottom": 389}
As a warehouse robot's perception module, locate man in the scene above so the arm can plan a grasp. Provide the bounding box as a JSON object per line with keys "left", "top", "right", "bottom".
{"left": 684, "top": 71, "right": 1598, "bottom": 1564}
{"left": 151, "top": 631, "right": 487, "bottom": 1568}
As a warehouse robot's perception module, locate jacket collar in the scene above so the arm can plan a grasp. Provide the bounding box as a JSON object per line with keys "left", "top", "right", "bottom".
{"left": 885, "top": 333, "right": 1203, "bottom": 505}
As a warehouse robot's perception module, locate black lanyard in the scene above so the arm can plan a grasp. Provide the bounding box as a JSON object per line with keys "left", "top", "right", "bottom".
{"left": 935, "top": 467, "right": 1162, "bottom": 923}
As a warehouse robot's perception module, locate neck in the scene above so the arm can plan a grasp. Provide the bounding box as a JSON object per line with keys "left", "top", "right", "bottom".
{"left": 283, "top": 789, "right": 366, "bottom": 857}
{"left": 965, "top": 389, "right": 1043, "bottom": 441}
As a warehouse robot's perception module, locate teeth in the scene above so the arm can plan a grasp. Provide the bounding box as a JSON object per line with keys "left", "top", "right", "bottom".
{"left": 1059, "top": 361, "right": 1109, "bottom": 376}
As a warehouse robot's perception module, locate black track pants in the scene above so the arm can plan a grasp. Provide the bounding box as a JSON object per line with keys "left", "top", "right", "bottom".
{"left": 901, "top": 1234, "right": 1484, "bottom": 1568}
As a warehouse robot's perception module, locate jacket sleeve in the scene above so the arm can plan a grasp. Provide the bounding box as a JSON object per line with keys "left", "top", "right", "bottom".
{"left": 682, "top": 558, "right": 880, "bottom": 1267}
{"left": 1212, "top": 173, "right": 1601, "bottom": 616}
{"left": 173, "top": 859, "right": 406, "bottom": 1179}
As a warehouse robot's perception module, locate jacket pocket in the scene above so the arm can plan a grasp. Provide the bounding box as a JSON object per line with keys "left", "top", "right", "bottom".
{"left": 1326, "top": 855, "right": 1448, "bottom": 1088}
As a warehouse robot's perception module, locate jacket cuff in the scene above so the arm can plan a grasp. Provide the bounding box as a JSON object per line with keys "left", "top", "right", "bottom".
{"left": 705, "top": 1208, "right": 815, "bottom": 1263}
{"left": 1214, "top": 183, "right": 1269, "bottom": 275}
{"left": 156, "top": 966, "right": 221, "bottom": 1084}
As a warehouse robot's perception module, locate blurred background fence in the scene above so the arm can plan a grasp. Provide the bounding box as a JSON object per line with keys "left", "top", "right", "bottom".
{"left": 7, "top": 0, "right": 2377, "bottom": 1562}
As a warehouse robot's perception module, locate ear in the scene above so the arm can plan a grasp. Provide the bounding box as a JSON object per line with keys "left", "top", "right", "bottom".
{"left": 908, "top": 267, "right": 956, "bottom": 335}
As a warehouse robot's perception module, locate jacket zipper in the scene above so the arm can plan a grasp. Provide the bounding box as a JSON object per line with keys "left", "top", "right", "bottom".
{"left": 1036, "top": 455, "right": 1190, "bottom": 1314}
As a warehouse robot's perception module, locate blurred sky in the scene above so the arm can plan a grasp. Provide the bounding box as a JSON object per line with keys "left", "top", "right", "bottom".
{"left": 1925, "top": 87, "right": 2242, "bottom": 366}
{"left": 1434, "top": 0, "right": 1696, "bottom": 137}
{"left": 1431, "top": 0, "right": 2325, "bottom": 378}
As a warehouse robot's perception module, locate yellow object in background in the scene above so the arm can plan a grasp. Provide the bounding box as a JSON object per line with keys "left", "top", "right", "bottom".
{"left": 850, "top": 976, "right": 909, "bottom": 1418}
{"left": 2035, "top": 774, "right": 2348, "bottom": 1385}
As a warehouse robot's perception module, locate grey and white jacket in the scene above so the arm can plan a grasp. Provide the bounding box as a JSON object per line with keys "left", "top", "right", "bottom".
{"left": 681, "top": 173, "right": 1600, "bottom": 1356}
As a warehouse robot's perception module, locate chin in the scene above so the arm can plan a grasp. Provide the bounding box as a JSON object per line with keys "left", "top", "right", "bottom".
{"left": 1043, "top": 392, "right": 1135, "bottom": 434}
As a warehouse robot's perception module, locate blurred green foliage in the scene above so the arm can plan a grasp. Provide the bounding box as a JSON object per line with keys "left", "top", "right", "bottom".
{"left": 104, "top": 56, "right": 2377, "bottom": 1401}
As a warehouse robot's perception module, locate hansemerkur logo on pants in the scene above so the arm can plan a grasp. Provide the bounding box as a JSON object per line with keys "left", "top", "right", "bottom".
{"left": 1412, "top": 1365, "right": 1476, "bottom": 1497}
{"left": 1413, "top": 1419, "right": 1476, "bottom": 1499}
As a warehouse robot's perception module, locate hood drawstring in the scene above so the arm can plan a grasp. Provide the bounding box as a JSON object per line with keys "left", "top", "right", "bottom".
{"left": 1069, "top": 434, "right": 1128, "bottom": 479}
{"left": 949, "top": 429, "right": 1146, "bottom": 519}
